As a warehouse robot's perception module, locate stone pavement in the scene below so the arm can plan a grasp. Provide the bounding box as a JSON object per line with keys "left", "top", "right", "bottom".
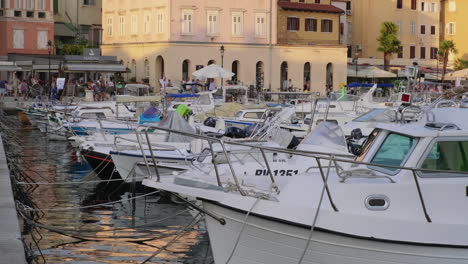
{"left": 0, "top": 136, "right": 27, "bottom": 263}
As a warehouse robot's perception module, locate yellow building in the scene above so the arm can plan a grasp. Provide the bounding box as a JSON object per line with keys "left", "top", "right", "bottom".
{"left": 277, "top": 0, "right": 343, "bottom": 45}
{"left": 441, "top": 0, "right": 468, "bottom": 63}
{"left": 101, "top": 0, "right": 347, "bottom": 94}
{"left": 351, "top": 0, "right": 440, "bottom": 67}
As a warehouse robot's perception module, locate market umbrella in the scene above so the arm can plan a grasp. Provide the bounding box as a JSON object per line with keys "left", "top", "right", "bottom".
{"left": 357, "top": 66, "right": 397, "bottom": 78}
{"left": 445, "top": 68, "right": 468, "bottom": 80}
{"left": 192, "top": 64, "right": 235, "bottom": 79}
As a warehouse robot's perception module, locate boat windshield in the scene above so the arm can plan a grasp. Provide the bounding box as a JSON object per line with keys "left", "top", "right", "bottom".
{"left": 370, "top": 133, "right": 417, "bottom": 173}
{"left": 297, "top": 122, "right": 348, "bottom": 154}
{"left": 353, "top": 108, "right": 393, "bottom": 123}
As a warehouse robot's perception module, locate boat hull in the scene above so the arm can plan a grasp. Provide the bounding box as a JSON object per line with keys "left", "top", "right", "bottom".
{"left": 81, "top": 149, "right": 121, "bottom": 180}
{"left": 203, "top": 201, "right": 468, "bottom": 264}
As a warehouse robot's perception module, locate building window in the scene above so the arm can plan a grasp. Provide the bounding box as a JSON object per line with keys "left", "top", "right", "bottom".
{"left": 396, "top": 20, "right": 402, "bottom": 33}
{"left": 156, "top": 11, "right": 164, "bottom": 33}
{"left": 131, "top": 15, "right": 137, "bottom": 34}
{"left": 144, "top": 13, "right": 151, "bottom": 34}
{"left": 53, "top": 0, "right": 58, "bottom": 13}
{"left": 411, "top": 0, "right": 417, "bottom": 10}
{"left": 430, "top": 47, "right": 438, "bottom": 59}
{"left": 315, "top": 0, "right": 320, "bottom": 3}
{"left": 397, "top": 0, "right": 402, "bottom": 8}
{"left": 13, "top": 29, "right": 24, "bottom": 49}
{"left": 447, "top": 22, "right": 456, "bottom": 35}
{"left": 421, "top": 1, "right": 425, "bottom": 11}
{"left": 448, "top": 0, "right": 456, "bottom": 12}
{"left": 287, "top": 17, "right": 299, "bottom": 31}
{"left": 430, "top": 25, "right": 436, "bottom": 35}
{"left": 420, "top": 47, "right": 426, "bottom": 59}
{"left": 25, "top": 0, "right": 33, "bottom": 10}
{"left": 321, "top": 19, "right": 333, "bottom": 33}
{"left": 430, "top": 2, "right": 436, "bottom": 12}
{"left": 207, "top": 11, "right": 218, "bottom": 35}
{"left": 410, "top": 21, "right": 416, "bottom": 34}
{"left": 144, "top": 60, "right": 150, "bottom": 79}
{"left": 232, "top": 12, "right": 243, "bottom": 36}
{"left": 38, "top": 0, "right": 45, "bottom": 10}
{"left": 37, "top": 30, "right": 48, "bottom": 49}
{"left": 398, "top": 46, "right": 403, "bottom": 58}
{"left": 255, "top": 13, "right": 266, "bottom": 36}
{"left": 420, "top": 25, "right": 425, "bottom": 34}
{"left": 347, "top": 46, "right": 352, "bottom": 58}
{"left": 181, "top": 9, "right": 193, "bottom": 34}
{"left": 106, "top": 17, "right": 113, "bottom": 36}
{"left": 83, "top": 0, "right": 95, "bottom": 5}
{"left": 15, "top": 0, "right": 22, "bottom": 9}
{"left": 410, "top": 46, "right": 416, "bottom": 59}
{"left": 119, "top": 16, "right": 125, "bottom": 36}
{"left": 305, "top": 18, "right": 317, "bottom": 32}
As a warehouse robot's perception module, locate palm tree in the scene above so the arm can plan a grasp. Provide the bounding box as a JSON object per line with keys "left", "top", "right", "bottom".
{"left": 439, "top": 40, "right": 458, "bottom": 81}
{"left": 377, "top": 22, "right": 402, "bottom": 71}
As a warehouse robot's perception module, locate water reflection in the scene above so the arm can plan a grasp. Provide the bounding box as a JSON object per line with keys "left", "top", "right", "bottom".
{"left": 2, "top": 115, "right": 211, "bottom": 264}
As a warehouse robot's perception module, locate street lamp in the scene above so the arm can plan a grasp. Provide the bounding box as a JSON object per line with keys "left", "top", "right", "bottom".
{"left": 220, "top": 45, "right": 225, "bottom": 88}
{"left": 352, "top": 51, "right": 360, "bottom": 80}
{"left": 47, "top": 40, "right": 52, "bottom": 97}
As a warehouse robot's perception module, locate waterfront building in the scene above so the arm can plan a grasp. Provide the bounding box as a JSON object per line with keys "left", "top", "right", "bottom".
{"left": 101, "top": 0, "right": 347, "bottom": 94}
{"left": 350, "top": 0, "right": 440, "bottom": 68}
{"left": 53, "top": 0, "right": 103, "bottom": 48}
{"left": 440, "top": 0, "right": 468, "bottom": 64}
{"left": 0, "top": 0, "right": 54, "bottom": 79}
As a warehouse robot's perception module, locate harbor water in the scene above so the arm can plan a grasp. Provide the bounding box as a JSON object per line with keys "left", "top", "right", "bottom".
{"left": 0, "top": 111, "right": 212, "bottom": 264}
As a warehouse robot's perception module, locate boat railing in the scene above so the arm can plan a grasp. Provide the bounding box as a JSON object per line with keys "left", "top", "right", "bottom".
{"left": 138, "top": 124, "right": 468, "bottom": 223}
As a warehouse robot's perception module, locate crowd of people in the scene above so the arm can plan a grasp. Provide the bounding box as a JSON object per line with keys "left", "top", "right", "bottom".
{"left": 0, "top": 75, "right": 121, "bottom": 102}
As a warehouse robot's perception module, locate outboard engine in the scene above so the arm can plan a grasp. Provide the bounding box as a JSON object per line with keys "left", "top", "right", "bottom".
{"left": 224, "top": 127, "right": 247, "bottom": 138}
{"left": 203, "top": 117, "right": 217, "bottom": 128}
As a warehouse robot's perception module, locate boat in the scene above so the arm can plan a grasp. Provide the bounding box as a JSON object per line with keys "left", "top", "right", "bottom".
{"left": 143, "top": 105, "right": 468, "bottom": 264}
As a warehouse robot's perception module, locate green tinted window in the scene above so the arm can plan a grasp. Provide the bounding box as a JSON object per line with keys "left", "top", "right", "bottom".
{"left": 421, "top": 141, "right": 468, "bottom": 174}
{"left": 371, "top": 133, "right": 416, "bottom": 171}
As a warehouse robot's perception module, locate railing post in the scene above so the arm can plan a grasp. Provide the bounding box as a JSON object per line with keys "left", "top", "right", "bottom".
{"left": 411, "top": 170, "right": 432, "bottom": 223}
{"left": 207, "top": 140, "right": 222, "bottom": 187}
{"left": 307, "top": 98, "right": 318, "bottom": 134}
{"left": 315, "top": 157, "right": 338, "bottom": 212}
{"left": 135, "top": 130, "right": 152, "bottom": 177}
{"left": 259, "top": 148, "right": 279, "bottom": 193}
{"left": 219, "top": 140, "right": 246, "bottom": 196}
{"left": 145, "top": 128, "right": 161, "bottom": 182}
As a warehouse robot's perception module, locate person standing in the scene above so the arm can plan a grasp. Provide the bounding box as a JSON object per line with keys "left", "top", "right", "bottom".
{"left": 208, "top": 79, "right": 217, "bottom": 91}
{"left": 20, "top": 80, "right": 28, "bottom": 100}
{"left": 12, "top": 76, "right": 20, "bottom": 99}
{"left": 0, "top": 80, "right": 6, "bottom": 100}
{"left": 288, "top": 78, "right": 293, "bottom": 91}
{"left": 282, "top": 78, "right": 289, "bottom": 91}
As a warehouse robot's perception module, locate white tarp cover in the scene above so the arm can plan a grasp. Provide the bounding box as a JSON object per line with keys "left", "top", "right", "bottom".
{"left": 297, "top": 122, "right": 349, "bottom": 154}
{"left": 159, "top": 112, "right": 196, "bottom": 143}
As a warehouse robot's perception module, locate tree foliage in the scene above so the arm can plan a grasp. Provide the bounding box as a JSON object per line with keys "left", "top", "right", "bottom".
{"left": 438, "top": 40, "right": 458, "bottom": 81}
{"left": 377, "top": 22, "right": 401, "bottom": 71}
{"left": 454, "top": 59, "right": 468, "bottom": 71}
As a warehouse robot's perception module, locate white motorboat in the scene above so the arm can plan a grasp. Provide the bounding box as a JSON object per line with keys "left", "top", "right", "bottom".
{"left": 144, "top": 106, "right": 468, "bottom": 264}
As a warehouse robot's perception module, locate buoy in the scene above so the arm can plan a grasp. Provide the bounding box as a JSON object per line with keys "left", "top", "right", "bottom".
{"left": 18, "top": 112, "right": 31, "bottom": 125}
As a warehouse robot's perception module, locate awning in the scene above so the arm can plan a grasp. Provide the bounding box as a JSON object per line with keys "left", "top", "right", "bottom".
{"left": 32, "top": 64, "right": 60, "bottom": 72}
{"left": 64, "top": 63, "right": 128, "bottom": 72}
{"left": 0, "top": 65, "right": 21, "bottom": 71}
{"left": 55, "top": 23, "right": 76, "bottom": 37}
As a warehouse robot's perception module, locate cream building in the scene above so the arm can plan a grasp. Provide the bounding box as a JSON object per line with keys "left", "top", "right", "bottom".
{"left": 101, "top": 0, "right": 347, "bottom": 94}
{"left": 441, "top": 0, "right": 468, "bottom": 63}
{"left": 351, "top": 0, "right": 440, "bottom": 68}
